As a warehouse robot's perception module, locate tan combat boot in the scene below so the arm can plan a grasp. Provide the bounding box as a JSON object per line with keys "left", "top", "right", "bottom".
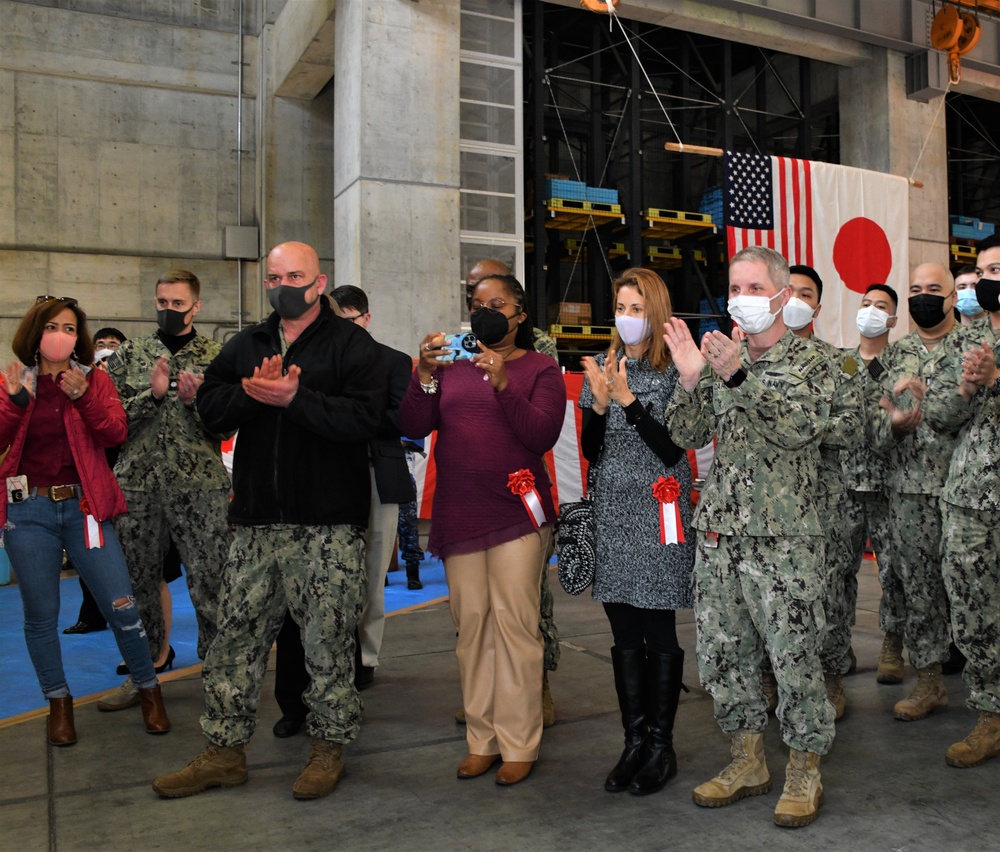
{"left": 292, "top": 739, "right": 344, "bottom": 799}
{"left": 542, "top": 671, "right": 555, "bottom": 729}
{"left": 762, "top": 671, "right": 779, "bottom": 714}
{"left": 152, "top": 743, "right": 248, "bottom": 798}
{"left": 877, "top": 632, "right": 904, "bottom": 684}
{"left": 893, "top": 665, "right": 947, "bottom": 721}
{"left": 946, "top": 711, "right": 1000, "bottom": 768}
{"left": 692, "top": 730, "right": 771, "bottom": 807}
{"left": 773, "top": 749, "right": 823, "bottom": 827}
{"left": 825, "top": 674, "right": 846, "bottom": 721}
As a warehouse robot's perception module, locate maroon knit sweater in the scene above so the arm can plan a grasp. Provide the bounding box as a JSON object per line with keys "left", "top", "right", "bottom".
{"left": 398, "top": 353, "right": 566, "bottom": 558}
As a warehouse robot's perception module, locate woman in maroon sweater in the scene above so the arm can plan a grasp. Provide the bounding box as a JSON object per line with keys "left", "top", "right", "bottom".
{"left": 1, "top": 297, "right": 169, "bottom": 745}
{"left": 400, "top": 274, "right": 565, "bottom": 785}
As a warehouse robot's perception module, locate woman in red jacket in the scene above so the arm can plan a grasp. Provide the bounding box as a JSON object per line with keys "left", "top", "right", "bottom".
{"left": 1, "top": 296, "right": 169, "bottom": 745}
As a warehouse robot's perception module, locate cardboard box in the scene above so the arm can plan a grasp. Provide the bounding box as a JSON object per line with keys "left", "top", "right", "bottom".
{"left": 557, "top": 301, "right": 593, "bottom": 325}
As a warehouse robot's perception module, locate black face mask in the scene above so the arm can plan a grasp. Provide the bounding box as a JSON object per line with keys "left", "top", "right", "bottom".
{"left": 267, "top": 280, "right": 316, "bottom": 319}
{"left": 908, "top": 294, "right": 949, "bottom": 329}
{"left": 975, "top": 278, "right": 1000, "bottom": 313}
{"left": 470, "top": 307, "right": 514, "bottom": 346}
{"left": 157, "top": 308, "right": 191, "bottom": 336}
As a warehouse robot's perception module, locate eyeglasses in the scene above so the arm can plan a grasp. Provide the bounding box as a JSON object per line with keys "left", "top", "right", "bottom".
{"left": 470, "top": 298, "right": 520, "bottom": 313}
{"left": 36, "top": 295, "right": 78, "bottom": 306}
{"left": 340, "top": 313, "right": 366, "bottom": 324}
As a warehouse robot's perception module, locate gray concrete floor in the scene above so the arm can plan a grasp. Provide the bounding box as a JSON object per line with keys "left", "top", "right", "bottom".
{"left": 1, "top": 561, "right": 995, "bottom": 851}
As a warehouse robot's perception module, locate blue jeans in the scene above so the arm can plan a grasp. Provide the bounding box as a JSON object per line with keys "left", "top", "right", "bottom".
{"left": 4, "top": 494, "right": 158, "bottom": 698}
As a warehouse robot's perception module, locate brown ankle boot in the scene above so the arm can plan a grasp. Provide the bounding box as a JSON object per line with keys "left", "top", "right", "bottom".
{"left": 139, "top": 685, "right": 171, "bottom": 734}
{"left": 48, "top": 697, "right": 77, "bottom": 746}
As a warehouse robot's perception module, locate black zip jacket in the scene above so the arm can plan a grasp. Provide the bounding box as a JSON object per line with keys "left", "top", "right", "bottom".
{"left": 198, "top": 299, "right": 387, "bottom": 526}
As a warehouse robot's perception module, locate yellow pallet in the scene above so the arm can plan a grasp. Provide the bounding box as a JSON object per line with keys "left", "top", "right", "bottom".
{"left": 548, "top": 198, "right": 623, "bottom": 215}
{"left": 564, "top": 240, "right": 629, "bottom": 260}
{"left": 549, "top": 323, "right": 614, "bottom": 340}
{"left": 642, "top": 208, "right": 716, "bottom": 240}
{"left": 544, "top": 199, "right": 626, "bottom": 232}
{"left": 950, "top": 243, "right": 977, "bottom": 262}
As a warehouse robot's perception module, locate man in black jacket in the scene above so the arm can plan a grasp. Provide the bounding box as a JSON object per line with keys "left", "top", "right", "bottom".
{"left": 269, "top": 285, "right": 415, "bottom": 733}
{"left": 152, "top": 241, "right": 386, "bottom": 801}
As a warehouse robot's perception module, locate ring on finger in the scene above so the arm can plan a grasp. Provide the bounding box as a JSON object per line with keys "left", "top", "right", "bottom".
{"left": 423, "top": 343, "right": 431, "bottom": 351}
{"left": 489, "top": 358, "right": 495, "bottom": 365}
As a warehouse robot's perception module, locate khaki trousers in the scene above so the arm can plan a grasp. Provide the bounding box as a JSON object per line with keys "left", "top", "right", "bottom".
{"left": 445, "top": 528, "right": 550, "bottom": 762}
{"left": 357, "top": 466, "right": 400, "bottom": 668}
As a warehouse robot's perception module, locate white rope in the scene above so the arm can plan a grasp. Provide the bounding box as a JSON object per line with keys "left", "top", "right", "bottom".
{"left": 609, "top": 6, "right": 682, "bottom": 148}
{"left": 544, "top": 74, "right": 583, "bottom": 183}
{"left": 909, "top": 80, "right": 952, "bottom": 182}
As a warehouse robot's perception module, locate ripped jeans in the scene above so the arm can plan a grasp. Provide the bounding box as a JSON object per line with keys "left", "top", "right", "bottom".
{"left": 4, "top": 495, "right": 158, "bottom": 698}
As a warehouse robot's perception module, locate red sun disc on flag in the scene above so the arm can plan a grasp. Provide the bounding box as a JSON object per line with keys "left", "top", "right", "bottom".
{"left": 832, "top": 217, "right": 893, "bottom": 294}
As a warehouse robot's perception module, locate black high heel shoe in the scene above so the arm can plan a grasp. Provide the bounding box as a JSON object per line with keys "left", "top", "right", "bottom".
{"left": 117, "top": 646, "right": 175, "bottom": 676}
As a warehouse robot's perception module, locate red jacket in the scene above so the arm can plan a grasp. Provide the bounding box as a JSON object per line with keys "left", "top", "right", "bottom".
{"left": 0, "top": 367, "right": 128, "bottom": 527}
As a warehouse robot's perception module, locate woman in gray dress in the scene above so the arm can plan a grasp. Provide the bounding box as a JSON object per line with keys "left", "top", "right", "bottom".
{"left": 579, "top": 267, "right": 694, "bottom": 796}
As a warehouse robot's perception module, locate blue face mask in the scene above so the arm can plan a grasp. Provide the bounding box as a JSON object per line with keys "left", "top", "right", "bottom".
{"left": 956, "top": 288, "right": 983, "bottom": 317}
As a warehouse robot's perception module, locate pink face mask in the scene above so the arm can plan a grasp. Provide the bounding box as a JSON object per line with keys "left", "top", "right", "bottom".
{"left": 39, "top": 331, "right": 77, "bottom": 364}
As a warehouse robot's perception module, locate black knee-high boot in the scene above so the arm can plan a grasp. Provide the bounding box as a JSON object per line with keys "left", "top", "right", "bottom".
{"left": 628, "top": 648, "right": 685, "bottom": 796}
{"left": 605, "top": 646, "right": 647, "bottom": 792}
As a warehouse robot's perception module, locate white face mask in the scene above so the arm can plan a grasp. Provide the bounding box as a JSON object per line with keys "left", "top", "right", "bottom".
{"left": 728, "top": 291, "right": 783, "bottom": 335}
{"left": 615, "top": 314, "right": 651, "bottom": 347}
{"left": 94, "top": 348, "right": 115, "bottom": 363}
{"left": 782, "top": 296, "right": 816, "bottom": 331}
{"left": 855, "top": 305, "right": 891, "bottom": 338}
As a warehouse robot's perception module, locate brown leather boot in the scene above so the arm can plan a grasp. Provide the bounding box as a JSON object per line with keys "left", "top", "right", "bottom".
{"left": 893, "top": 665, "right": 947, "bottom": 721}
{"left": 139, "top": 685, "right": 171, "bottom": 734}
{"left": 153, "top": 744, "right": 248, "bottom": 798}
{"left": 48, "top": 697, "right": 77, "bottom": 746}
{"left": 292, "top": 740, "right": 345, "bottom": 799}
{"left": 946, "top": 711, "right": 1000, "bottom": 768}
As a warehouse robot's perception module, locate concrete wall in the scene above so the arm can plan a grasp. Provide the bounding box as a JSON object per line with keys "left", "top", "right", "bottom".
{"left": 333, "top": 0, "right": 462, "bottom": 357}
{"left": 1, "top": 0, "right": 344, "bottom": 351}
{"left": 1, "top": 0, "right": 257, "bottom": 349}
{"left": 839, "top": 48, "right": 949, "bottom": 271}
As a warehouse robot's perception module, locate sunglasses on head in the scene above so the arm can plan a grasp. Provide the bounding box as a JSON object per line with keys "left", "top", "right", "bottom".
{"left": 36, "top": 295, "right": 79, "bottom": 306}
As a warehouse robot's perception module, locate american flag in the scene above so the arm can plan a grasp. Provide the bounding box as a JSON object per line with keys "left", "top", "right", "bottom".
{"left": 724, "top": 151, "right": 813, "bottom": 265}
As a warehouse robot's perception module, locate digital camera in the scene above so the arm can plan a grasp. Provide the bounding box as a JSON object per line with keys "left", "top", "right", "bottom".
{"left": 439, "top": 332, "right": 479, "bottom": 362}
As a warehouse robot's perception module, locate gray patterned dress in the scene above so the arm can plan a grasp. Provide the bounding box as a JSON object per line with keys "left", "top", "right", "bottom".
{"left": 578, "top": 354, "right": 694, "bottom": 610}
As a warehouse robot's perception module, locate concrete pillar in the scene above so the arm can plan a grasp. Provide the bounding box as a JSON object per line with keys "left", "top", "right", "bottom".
{"left": 839, "top": 47, "right": 949, "bottom": 269}
{"left": 334, "top": 0, "right": 461, "bottom": 356}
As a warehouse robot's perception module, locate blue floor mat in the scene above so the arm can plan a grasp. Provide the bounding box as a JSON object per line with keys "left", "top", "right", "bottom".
{"left": 0, "top": 558, "right": 448, "bottom": 720}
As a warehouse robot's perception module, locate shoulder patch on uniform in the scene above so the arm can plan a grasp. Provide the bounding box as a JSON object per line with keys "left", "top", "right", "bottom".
{"left": 841, "top": 355, "right": 858, "bottom": 377}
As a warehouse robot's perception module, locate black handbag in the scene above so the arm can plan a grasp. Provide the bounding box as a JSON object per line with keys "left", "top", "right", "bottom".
{"left": 555, "top": 497, "right": 596, "bottom": 595}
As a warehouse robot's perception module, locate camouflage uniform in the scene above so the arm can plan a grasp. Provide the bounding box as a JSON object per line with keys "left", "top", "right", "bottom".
{"left": 871, "top": 330, "right": 968, "bottom": 669}
{"left": 533, "top": 326, "right": 561, "bottom": 672}
{"left": 202, "top": 524, "right": 366, "bottom": 745}
{"left": 923, "top": 321, "right": 1000, "bottom": 714}
{"left": 806, "top": 338, "right": 864, "bottom": 676}
{"left": 840, "top": 347, "right": 900, "bottom": 636}
{"left": 109, "top": 333, "right": 233, "bottom": 660}
{"left": 666, "top": 331, "right": 836, "bottom": 754}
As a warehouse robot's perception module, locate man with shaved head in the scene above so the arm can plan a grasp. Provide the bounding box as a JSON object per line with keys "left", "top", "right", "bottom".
{"left": 871, "top": 261, "right": 967, "bottom": 723}
{"left": 153, "top": 241, "right": 386, "bottom": 801}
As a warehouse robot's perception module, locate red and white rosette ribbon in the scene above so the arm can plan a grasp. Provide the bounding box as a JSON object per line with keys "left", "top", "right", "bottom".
{"left": 652, "top": 476, "right": 685, "bottom": 545}
{"left": 508, "top": 468, "right": 547, "bottom": 529}
{"left": 79, "top": 497, "right": 104, "bottom": 550}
